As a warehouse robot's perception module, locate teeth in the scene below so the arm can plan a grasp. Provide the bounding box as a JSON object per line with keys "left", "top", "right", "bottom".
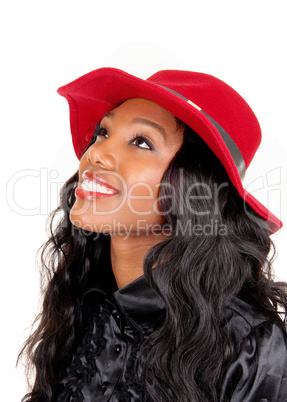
{"left": 81, "top": 179, "right": 115, "bottom": 194}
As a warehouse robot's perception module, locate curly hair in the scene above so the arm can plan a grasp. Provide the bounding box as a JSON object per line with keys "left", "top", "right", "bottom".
{"left": 18, "top": 124, "right": 287, "bottom": 401}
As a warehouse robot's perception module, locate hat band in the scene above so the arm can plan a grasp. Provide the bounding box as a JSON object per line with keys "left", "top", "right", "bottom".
{"left": 159, "top": 85, "right": 246, "bottom": 181}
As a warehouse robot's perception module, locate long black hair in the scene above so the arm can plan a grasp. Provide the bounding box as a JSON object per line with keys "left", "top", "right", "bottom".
{"left": 18, "top": 123, "right": 287, "bottom": 401}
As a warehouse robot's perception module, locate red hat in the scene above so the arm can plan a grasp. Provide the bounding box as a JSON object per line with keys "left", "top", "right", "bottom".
{"left": 57, "top": 67, "right": 282, "bottom": 233}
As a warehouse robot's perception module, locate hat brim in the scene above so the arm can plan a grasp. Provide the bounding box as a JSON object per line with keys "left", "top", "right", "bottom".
{"left": 57, "top": 67, "right": 282, "bottom": 234}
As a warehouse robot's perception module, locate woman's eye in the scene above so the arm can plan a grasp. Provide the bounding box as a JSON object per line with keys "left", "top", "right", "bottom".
{"left": 97, "top": 127, "right": 109, "bottom": 138}
{"left": 91, "top": 127, "right": 108, "bottom": 144}
{"left": 131, "top": 136, "right": 153, "bottom": 150}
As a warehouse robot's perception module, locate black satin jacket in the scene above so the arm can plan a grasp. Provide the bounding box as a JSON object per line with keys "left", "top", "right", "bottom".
{"left": 54, "top": 272, "right": 287, "bottom": 401}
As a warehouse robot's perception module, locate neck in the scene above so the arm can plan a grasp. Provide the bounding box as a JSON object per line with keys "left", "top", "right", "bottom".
{"left": 110, "top": 233, "right": 165, "bottom": 289}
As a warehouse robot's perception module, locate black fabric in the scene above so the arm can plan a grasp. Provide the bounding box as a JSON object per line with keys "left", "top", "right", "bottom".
{"left": 53, "top": 271, "right": 287, "bottom": 401}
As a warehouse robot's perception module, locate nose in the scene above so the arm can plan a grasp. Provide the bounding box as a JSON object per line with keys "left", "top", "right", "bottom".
{"left": 87, "top": 142, "right": 117, "bottom": 170}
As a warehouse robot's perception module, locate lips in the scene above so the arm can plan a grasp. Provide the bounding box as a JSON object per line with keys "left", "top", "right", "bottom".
{"left": 75, "top": 170, "right": 119, "bottom": 200}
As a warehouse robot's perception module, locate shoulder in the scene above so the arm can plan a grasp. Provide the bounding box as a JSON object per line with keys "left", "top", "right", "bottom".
{"left": 224, "top": 295, "right": 287, "bottom": 342}
{"left": 220, "top": 296, "right": 287, "bottom": 401}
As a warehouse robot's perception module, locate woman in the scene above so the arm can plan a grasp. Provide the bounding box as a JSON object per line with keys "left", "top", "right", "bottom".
{"left": 19, "top": 68, "right": 287, "bottom": 401}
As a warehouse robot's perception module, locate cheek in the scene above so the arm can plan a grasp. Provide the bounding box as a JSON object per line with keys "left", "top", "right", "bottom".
{"left": 69, "top": 158, "right": 170, "bottom": 231}
{"left": 125, "top": 167, "right": 164, "bottom": 216}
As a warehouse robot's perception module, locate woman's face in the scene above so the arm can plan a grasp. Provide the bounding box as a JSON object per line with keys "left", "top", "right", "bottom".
{"left": 69, "top": 98, "right": 184, "bottom": 237}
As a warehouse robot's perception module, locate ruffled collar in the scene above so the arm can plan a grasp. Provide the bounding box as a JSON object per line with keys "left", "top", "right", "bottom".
{"left": 80, "top": 263, "right": 272, "bottom": 337}
{"left": 81, "top": 269, "right": 166, "bottom": 334}
{"left": 113, "top": 274, "right": 166, "bottom": 333}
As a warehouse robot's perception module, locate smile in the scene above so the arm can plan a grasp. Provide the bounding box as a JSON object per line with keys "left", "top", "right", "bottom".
{"left": 75, "top": 170, "right": 119, "bottom": 200}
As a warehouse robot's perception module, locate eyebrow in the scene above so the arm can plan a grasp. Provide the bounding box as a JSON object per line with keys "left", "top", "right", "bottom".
{"left": 103, "top": 111, "right": 167, "bottom": 142}
{"left": 132, "top": 117, "right": 167, "bottom": 141}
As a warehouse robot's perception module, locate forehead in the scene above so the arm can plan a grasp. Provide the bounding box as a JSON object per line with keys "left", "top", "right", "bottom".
{"left": 104, "top": 98, "right": 178, "bottom": 128}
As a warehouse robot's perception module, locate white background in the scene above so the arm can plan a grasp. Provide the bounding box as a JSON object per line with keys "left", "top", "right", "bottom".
{"left": 1, "top": 1, "right": 286, "bottom": 400}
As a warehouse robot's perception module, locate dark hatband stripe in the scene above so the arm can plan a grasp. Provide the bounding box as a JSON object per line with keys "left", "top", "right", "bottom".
{"left": 159, "top": 85, "right": 246, "bottom": 180}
